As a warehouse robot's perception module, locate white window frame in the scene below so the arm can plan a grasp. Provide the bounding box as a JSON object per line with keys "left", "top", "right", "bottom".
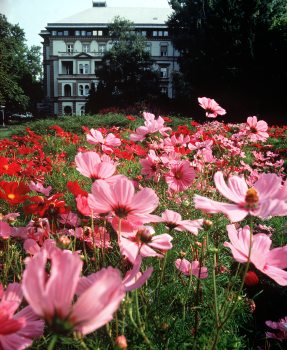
{"left": 98, "top": 43, "right": 106, "bottom": 53}
{"left": 160, "top": 67, "right": 168, "bottom": 79}
{"left": 67, "top": 44, "right": 73, "bottom": 53}
{"left": 82, "top": 44, "right": 90, "bottom": 53}
{"left": 160, "top": 44, "right": 168, "bottom": 57}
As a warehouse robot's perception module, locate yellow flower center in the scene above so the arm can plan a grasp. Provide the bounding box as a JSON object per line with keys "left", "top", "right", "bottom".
{"left": 3, "top": 165, "right": 9, "bottom": 170}
{"left": 7, "top": 193, "right": 16, "bottom": 200}
{"left": 245, "top": 188, "right": 259, "bottom": 209}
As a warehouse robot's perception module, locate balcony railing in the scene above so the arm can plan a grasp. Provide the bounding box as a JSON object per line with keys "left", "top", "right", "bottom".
{"left": 58, "top": 51, "right": 105, "bottom": 57}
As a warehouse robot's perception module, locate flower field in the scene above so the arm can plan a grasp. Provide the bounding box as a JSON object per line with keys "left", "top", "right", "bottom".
{"left": 0, "top": 99, "right": 287, "bottom": 349}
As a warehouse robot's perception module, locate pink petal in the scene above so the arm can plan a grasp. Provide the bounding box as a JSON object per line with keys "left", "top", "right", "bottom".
{"left": 71, "top": 267, "right": 125, "bottom": 335}
{"left": 214, "top": 172, "right": 247, "bottom": 203}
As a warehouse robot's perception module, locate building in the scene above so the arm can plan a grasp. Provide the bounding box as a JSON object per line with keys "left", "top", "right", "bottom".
{"left": 40, "top": 1, "right": 179, "bottom": 116}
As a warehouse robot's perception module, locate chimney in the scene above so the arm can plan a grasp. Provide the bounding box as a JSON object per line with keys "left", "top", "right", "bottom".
{"left": 92, "top": 1, "right": 107, "bottom": 7}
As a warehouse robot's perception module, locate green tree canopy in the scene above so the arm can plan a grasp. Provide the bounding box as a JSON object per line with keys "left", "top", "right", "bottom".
{"left": 0, "top": 14, "right": 43, "bottom": 112}
{"left": 86, "top": 16, "right": 161, "bottom": 112}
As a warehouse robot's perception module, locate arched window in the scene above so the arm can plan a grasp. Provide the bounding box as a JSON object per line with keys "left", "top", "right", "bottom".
{"left": 64, "top": 106, "right": 72, "bottom": 115}
{"left": 64, "top": 84, "right": 71, "bottom": 97}
{"left": 84, "top": 85, "right": 90, "bottom": 96}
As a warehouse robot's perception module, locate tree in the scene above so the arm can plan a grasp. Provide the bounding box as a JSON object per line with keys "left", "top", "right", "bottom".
{"left": 85, "top": 83, "right": 97, "bottom": 114}
{"left": 93, "top": 17, "right": 161, "bottom": 110}
{"left": 0, "top": 14, "right": 43, "bottom": 113}
{"left": 168, "top": 0, "right": 287, "bottom": 118}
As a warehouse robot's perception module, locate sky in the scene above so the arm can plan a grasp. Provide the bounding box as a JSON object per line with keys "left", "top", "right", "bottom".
{"left": 0, "top": 0, "right": 171, "bottom": 48}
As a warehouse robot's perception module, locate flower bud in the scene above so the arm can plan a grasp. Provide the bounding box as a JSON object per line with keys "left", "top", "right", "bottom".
{"left": 115, "top": 335, "right": 127, "bottom": 349}
{"left": 244, "top": 271, "right": 259, "bottom": 286}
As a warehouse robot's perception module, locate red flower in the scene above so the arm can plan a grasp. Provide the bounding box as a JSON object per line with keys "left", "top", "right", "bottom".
{"left": 0, "top": 181, "right": 30, "bottom": 205}
{"left": 0, "top": 157, "right": 21, "bottom": 176}
{"left": 163, "top": 116, "right": 172, "bottom": 123}
{"left": 244, "top": 271, "right": 259, "bottom": 286}
{"left": 67, "top": 181, "right": 88, "bottom": 197}
{"left": 24, "top": 194, "right": 69, "bottom": 218}
{"left": 126, "top": 115, "right": 136, "bottom": 121}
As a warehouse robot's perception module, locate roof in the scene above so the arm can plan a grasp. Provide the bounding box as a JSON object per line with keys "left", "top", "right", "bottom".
{"left": 47, "top": 6, "right": 173, "bottom": 27}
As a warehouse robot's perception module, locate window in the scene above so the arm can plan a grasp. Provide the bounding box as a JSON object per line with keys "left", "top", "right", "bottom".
{"left": 58, "top": 31, "right": 63, "bottom": 36}
{"left": 152, "top": 31, "right": 158, "bottom": 37}
{"left": 79, "top": 63, "right": 90, "bottom": 74}
{"left": 145, "top": 43, "right": 152, "bottom": 54}
{"left": 163, "top": 31, "right": 168, "bottom": 37}
{"left": 160, "top": 67, "right": 168, "bottom": 79}
{"left": 63, "top": 30, "right": 69, "bottom": 36}
{"left": 52, "top": 31, "right": 57, "bottom": 36}
{"left": 79, "top": 84, "right": 90, "bottom": 96}
{"left": 81, "top": 30, "right": 86, "bottom": 36}
{"left": 64, "top": 106, "right": 72, "bottom": 115}
{"left": 64, "top": 84, "right": 71, "bottom": 97}
{"left": 67, "top": 44, "right": 73, "bottom": 53}
{"left": 141, "top": 31, "right": 147, "bottom": 36}
{"left": 62, "top": 61, "right": 73, "bottom": 74}
{"left": 87, "top": 31, "right": 92, "bottom": 36}
{"left": 98, "top": 44, "right": 106, "bottom": 53}
{"left": 75, "top": 30, "right": 80, "bottom": 36}
{"left": 158, "top": 31, "right": 163, "bottom": 36}
{"left": 160, "top": 44, "right": 168, "bottom": 56}
{"left": 161, "top": 87, "right": 168, "bottom": 95}
{"left": 82, "top": 44, "right": 90, "bottom": 53}
{"left": 93, "top": 30, "right": 103, "bottom": 36}
{"left": 84, "top": 64, "right": 89, "bottom": 74}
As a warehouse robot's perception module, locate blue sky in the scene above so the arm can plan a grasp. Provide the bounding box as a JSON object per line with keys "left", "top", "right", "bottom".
{"left": 0, "top": 0, "right": 171, "bottom": 48}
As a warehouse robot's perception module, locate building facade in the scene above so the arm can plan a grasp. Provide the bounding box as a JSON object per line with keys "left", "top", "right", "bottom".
{"left": 40, "top": 1, "right": 179, "bottom": 116}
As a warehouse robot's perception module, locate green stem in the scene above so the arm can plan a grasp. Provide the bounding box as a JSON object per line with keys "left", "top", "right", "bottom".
{"left": 212, "top": 251, "right": 220, "bottom": 327}
{"left": 48, "top": 335, "right": 58, "bottom": 350}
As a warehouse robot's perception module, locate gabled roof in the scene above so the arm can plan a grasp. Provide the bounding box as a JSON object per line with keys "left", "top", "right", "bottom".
{"left": 47, "top": 6, "right": 173, "bottom": 27}
{"left": 74, "top": 53, "right": 94, "bottom": 58}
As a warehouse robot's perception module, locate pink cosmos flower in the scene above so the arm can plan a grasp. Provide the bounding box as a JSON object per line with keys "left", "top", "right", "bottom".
{"left": 58, "top": 212, "right": 81, "bottom": 227}
{"left": 73, "top": 226, "right": 111, "bottom": 249}
{"left": 26, "top": 218, "right": 50, "bottom": 244}
{"left": 175, "top": 259, "right": 208, "bottom": 279}
{"left": 88, "top": 177, "right": 160, "bottom": 232}
{"left": 0, "top": 221, "right": 11, "bottom": 239}
{"left": 130, "top": 112, "right": 171, "bottom": 141}
{"left": 139, "top": 150, "right": 162, "bottom": 182}
{"left": 29, "top": 181, "right": 52, "bottom": 197}
{"left": 161, "top": 209, "right": 203, "bottom": 235}
{"left": 0, "top": 282, "right": 44, "bottom": 350}
{"left": 164, "top": 134, "right": 190, "bottom": 151}
{"left": 224, "top": 224, "right": 287, "bottom": 286}
{"left": 246, "top": 116, "right": 269, "bottom": 142}
{"left": 87, "top": 129, "right": 121, "bottom": 153}
{"left": 119, "top": 225, "right": 173, "bottom": 263}
{"left": 198, "top": 97, "right": 226, "bottom": 118}
{"left": 165, "top": 160, "right": 196, "bottom": 192}
{"left": 266, "top": 316, "right": 287, "bottom": 341}
{"left": 75, "top": 151, "right": 116, "bottom": 180}
{"left": 22, "top": 249, "right": 125, "bottom": 335}
{"left": 194, "top": 171, "right": 287, "bottom": 222}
